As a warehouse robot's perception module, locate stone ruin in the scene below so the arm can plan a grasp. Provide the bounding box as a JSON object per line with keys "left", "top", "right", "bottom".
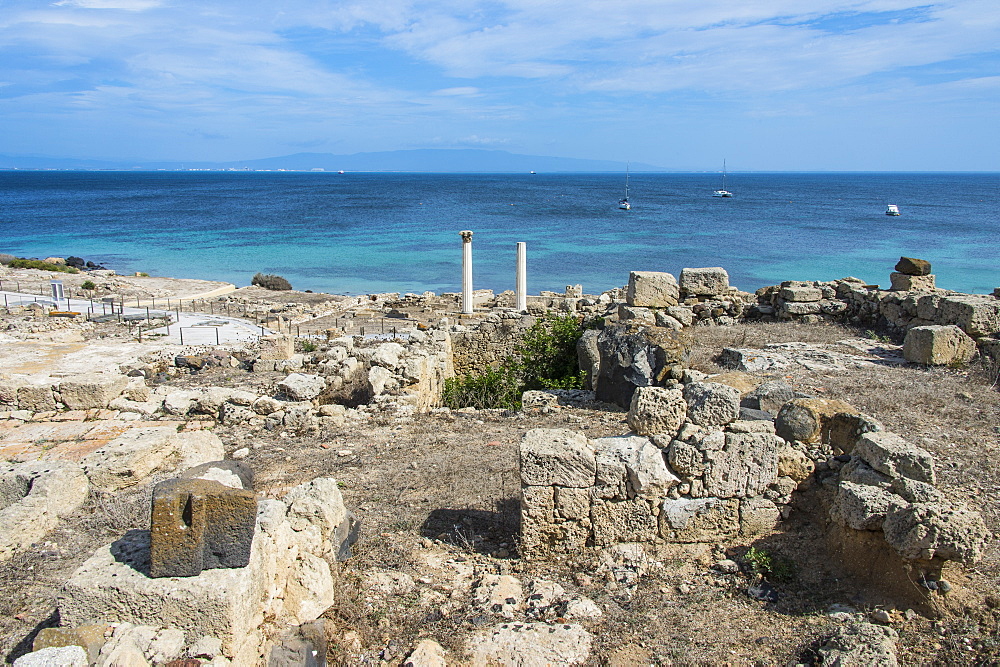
{"left": 519, "top": 376, "right": 989, "bottom": 603}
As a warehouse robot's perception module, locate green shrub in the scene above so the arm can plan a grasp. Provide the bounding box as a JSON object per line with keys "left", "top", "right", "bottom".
{"left": 300, "top": 339, "right": 318, "bottom": 353}
{"left": 442, "top": 366, "right": 523, "bottom": 410}
{"left": 251, "top": 272, "right": 292, "bottom": 291}
{"left": 9, "top": 258, "right": 79, "bottom": 273}
{"left": 81, "top": 280, "right": 96, "bottom": 291}
{"left": 743, "top": 546, "right": 796, "bottom": 582}
{"left": 443, "top": 313, "right": 588, "bottom": 410}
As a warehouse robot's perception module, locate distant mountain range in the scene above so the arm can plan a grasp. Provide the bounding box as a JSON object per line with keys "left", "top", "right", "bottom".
{"left": 0, "top": 149, "right": 667, "bottom": 172}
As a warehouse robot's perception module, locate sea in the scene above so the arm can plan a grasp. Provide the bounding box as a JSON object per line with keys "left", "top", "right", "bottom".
{"left": 1, "top": 171, "right": 997, "bottom": 297}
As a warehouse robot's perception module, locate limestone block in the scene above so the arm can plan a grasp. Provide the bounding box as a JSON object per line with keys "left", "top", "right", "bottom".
{"left": 80, "top": 427, "right": 224, "bottom": 492}
{"left": 890, "top": 272, "right": 936, "bottom": 291}
{"left": 902, "top": 325, "right": 976, "bottom": 365}
{"left": 854, "top": 432, "right": 935, "bottom": 484}
{"left": 719, "top": 348, "right": 793, "bottom": 373}
{"left": 679, "top": 267, "right": 729, "bottom": 297}
{"left": 659, "top": 497, "right": 740, "bottom": 542}
{"left": 520, "top": 429, "right": 596, "bottom": 488}
{"left": 554, "top": 486, "right": 591, "bottom": 520}
{"left": 666, "top": 306, "right": 694, "bottom": 327}
{"left": 666, "top": 439, "right": 706, "bottom": 479}
{"left": 830, "top": 481, "right": 899, "bottom": 531}
{"left": 839, "top": 458, "right": 892, "bottom": 488}
{"left": 576, "top": 330, "right": 601, "bottom": 391}
{"left": 654, "top": 310, "right": 684, "bottom": 330}
{"left": 150, "top": 478, "right": 257, "bottom": 578}
{"left": 883, "top": 502, "right": 989, "bottom": 562}
{"left": 827, "top": 412, "right": 883, "bottom": 454}
{"left": 774, "top": 398, "right": 858, "bottom": 444}
{"left": 0, "top": 461, "right": 89, "bottom": 562}
{"left": 466, "top": 622, "right": 592, "bottom": 666}
{"left": 17, "top": 383, "right": 57, "bottom": 412}
{"left": 590, "top": 497, "right": 658, "bottom": 545}
{"left": 109, "top": 396, "right": 164, "bottom": 416}
{"left": 372, "top": 342, "right": 405, "bottom": 369}
{"left": 936, "top": 295, "right": 1000, "bottom": 337}
{"left": 592, "top": 435, "right": 679, "bottom": 499}
{"left": 817, "top": 623, "right": 899, "bottom": 667}
{"left": 703, "top": 432, "right": 781, "bottom": 498}
{"left": 58, "top": 374, "right": 130, "bottom": 410}
{"left": 282, "top": 553, "right": 335, "bottom": 625}
{"left": 163, "top": 390, "right": 200, "bottom": 416}
{"left": 683, "top": 382, "right": 740, "bottom": 427}
{"left": 776, "top": 445, "right": 815, "bottom": 482}
{"left": 219, "top": 402, "right": 253, "bottom": 425}
{"left": 521, "top": 390, "right": 560, "bottom": 410}
{"left": 627, "top": 386, "right": 686, "bottom": 436}
{"left": 367, "top": 366, "right": 392, "bottom": 395}
{"left": 252, "top": 396, "right": 282, "bottom": 415}
{"left": 471, "top": 574, "right": 524, "bottom": 618}
{"left": 779, "top": 286, "right": 822, "bottom": 302}
{"left": 890, "top": 477, "right": 943, "bottom": 504}
{"left": 282, "top": 477, "right": 350, "bottom": 557}
{"left": 259, "top": 335, "right": 295, "bottom": 361}
{"left": 617, "top": 304, "right": 656, "bottom": 324}
{"left": 626, "top": 271, "right": 679, "bottom": 307}
{"left": 895, "top": 256, "right": 931, "bottom": 276}
{"left": 777, "top": 301, "right": 822, "bottom": 317}
{"left": 278, "top": 373, "right": 327, "bottom": 402}
{"left": 13, "top": 646, "right": 89, "bottom": 666}
{"left": 740, "top": 496, "right": 781, "bottom": 536}
{"left": 520, "top": 485, "right": 589, "bottom": 557}
{"left": 180, "top": 461, "right": 253, "bottom": 490}
{"left": 33, "top": 625, "right": 108, "bottom": 665}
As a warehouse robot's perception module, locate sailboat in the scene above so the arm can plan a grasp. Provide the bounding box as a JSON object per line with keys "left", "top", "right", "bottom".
{"left": 618, "top": 164, "right": 631, "bottom": 210}
{"left": 713, "top": 160, "right": 733, "bottom": 197}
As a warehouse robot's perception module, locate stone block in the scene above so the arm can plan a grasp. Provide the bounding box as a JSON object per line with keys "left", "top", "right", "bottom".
{"left": 519, "top": 429, "right": 595, "bottom": 488}
{"left": 779, "top": 286, "right": 822, "bottom": 302}
{"left": 591, "top": 497, "right": 658, "bottom": 545}
{"left": 259, "top": 335, "right": 295, "bottom": 361}
{"left": 827, "top": 412, "right": 883, "bottom": 454}
{"left": 902, "top": 325, "right": 976, "bottom": 365}
{"left": 774, "top": 398, "right": 858, "bottom": 444}
{"left": 830, "top": 481, "right": 899, "bottom": 531}
{"left": 679, "top": 267, "right": 729, "bottom": 297}
{"left": 936, "top": 295, "right": 1000, "bottom": 337}
{"left": 466, "top": 622, "right": 592, "bottom": 667}
{"left": 0, "top": 461, "right": 89, "bottom": 562}
{"left": 180, "top": 460, "right": 253, "bottom": 490}
{"left": 626, "top": 271, "right": 679, "bottom": 307}
{"left": 617, "top": 304, "right": 656, "bottom": 324}
{"left": 32, "top": 625, "right": 107, "bottom": 664}
{"left": 703, "top": 432, "right": 781, "bottom": 498}
{"left": 895, "top": 256, "right": 931, "bottom": 276}
{"left": 777, "top": 301, "right": 823, "bottom": 317}
{"left": 890, "top": 272, "right": 935, "bottom": 291}
{"left": 81, "top": 427, "right": 224, "bottom": 492}
{"left": 13, "top": 646, "right": 88, "bottom": 666}
{"left": 743, "top": 380, "right": 809, "bottom": 414}
{"left": 627, "top": 386, "right": 686, "bottom": 436}
{"left": 278, "top": 373, "right": 327, "bottom": 402}
{"left": 854, "top": 432, "right": 935, "bottom": 484}
{"left": 740, "top": 496, "right": 781, "bottom": 536}
{"left": 683, "top": 382, "right": 740, "bottom": 427}
{"left": 58, "top": 374, "right": 130, "bottom": 410}
{"left": 150, "top": 478, "right": 257, "bottom": 578}
{"left": 659, "top": 497, "right": 740, "bottom": 542}
{"left": 594, "top": 324, "right": 689, "bottom": 408}
{"left": 883, "top": 502, "right": 988, "bottom": 562}
{"left": 17, "top": 384, "right": 56, "bottom": 412}
{"left": 592, "top": 435, "right": 679, "bottom": 499}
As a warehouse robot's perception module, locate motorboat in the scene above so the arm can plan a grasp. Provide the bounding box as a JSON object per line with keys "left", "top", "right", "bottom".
{"left": 885, "top": 204, "right": 900, "bottom": 216}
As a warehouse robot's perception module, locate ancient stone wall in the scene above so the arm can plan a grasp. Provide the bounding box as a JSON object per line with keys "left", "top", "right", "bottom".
{"left": 449, "top": 312, "right": 537, "bottom": 376}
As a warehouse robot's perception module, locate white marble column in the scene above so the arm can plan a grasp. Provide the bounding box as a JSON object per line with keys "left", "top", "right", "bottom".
{"left": 515, "top": 242, "right": 527, "bottom": 312}
{"left": 460, "top": 230, "right": 474, "bottom": 314}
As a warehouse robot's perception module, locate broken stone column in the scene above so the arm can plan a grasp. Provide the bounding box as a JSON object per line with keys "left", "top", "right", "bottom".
{"left": 516, "top": 242, "right": 527, "bottom": 312}
{"left": 149, "top": 478, "right": 257, "bottom": 578}
{"left": 460, "top": 230, "right": 474, "bottom": 314}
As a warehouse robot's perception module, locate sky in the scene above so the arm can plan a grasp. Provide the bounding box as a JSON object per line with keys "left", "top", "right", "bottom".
{"left": 1, "top": 0, "right": 998, "bottom": 170}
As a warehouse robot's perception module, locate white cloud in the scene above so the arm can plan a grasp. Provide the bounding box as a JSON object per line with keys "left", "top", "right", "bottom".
{"left": 53, "top": 0, "right": 162, "bottom": 10}
{"left": 432, "top": 86, "right": 481, "bottom": 96}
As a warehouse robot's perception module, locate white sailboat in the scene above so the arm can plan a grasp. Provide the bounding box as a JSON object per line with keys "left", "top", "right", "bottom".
{"left": 713, "top": 160, "right": 733, "bottom": 197}
{"left": 618, "top": 163, "right": 631, "bottom": 210}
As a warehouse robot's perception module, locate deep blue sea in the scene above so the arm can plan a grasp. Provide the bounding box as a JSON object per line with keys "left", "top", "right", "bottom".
{"left": 0, "top": 171, "right": 997, "bottom": 296}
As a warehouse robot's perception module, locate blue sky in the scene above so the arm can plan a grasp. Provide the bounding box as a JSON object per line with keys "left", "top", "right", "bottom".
{"left": 1, "top": 0, "right": 998, "bottom": 170}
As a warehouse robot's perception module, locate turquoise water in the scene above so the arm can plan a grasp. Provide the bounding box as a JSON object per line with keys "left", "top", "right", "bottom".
{"left": 0, "top": 171, "right": 997, "bottom": 295}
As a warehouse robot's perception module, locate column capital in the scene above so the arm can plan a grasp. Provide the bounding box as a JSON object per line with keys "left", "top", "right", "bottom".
{"left": 459, "top": 230, "right": 474, "bottom": 242}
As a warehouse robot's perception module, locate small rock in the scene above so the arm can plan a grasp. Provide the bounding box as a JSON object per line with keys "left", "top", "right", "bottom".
{"left": 231, "top": 448, "right": 250, "bottom": 460}
{"left": 677, "top": 584, "right": 692, "bottom": 595}
{"left": 937, "top": 579, "right": 952, "bottom": 594}
{"left": 747, "top": 581, "right": 779, "bottom": 602}
{"left": 871, "top": 609, "right": 892, "bottom": 624}
{"left": 904, "top": 609, "right": 919, "bottom": 621}
{"left": 713, "top": 559, "right": 740, "bottom": 574}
